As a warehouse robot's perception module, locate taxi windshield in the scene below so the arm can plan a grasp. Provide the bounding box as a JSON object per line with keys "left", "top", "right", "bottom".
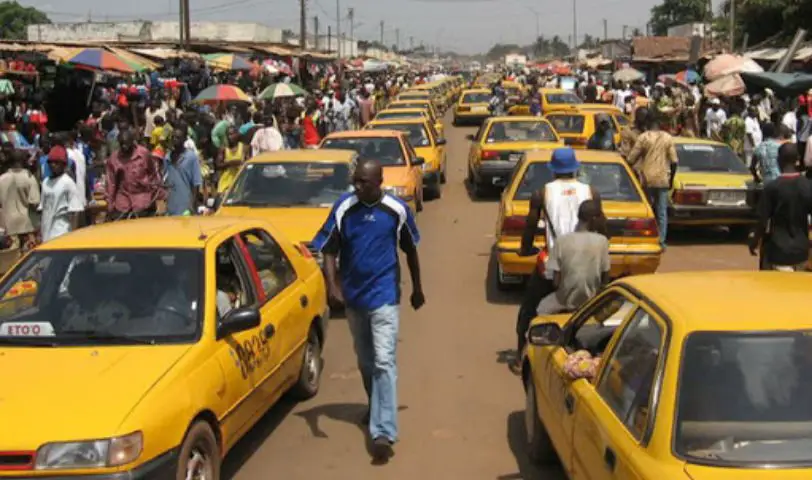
{"left": 391, "top": 103, "right": 427, "bottom": 110}
{"left": 545, "top": 93, "right": 582, "bottom": 105}
{"left": 548, "top": 115, "right": 586, "bottom": 134}
{"left": 321, "top": 137, "right": 406, "bottom": 166}
{"left": 677, "top": 144, "right": 749, "bottom": 173}
{"left": 463, "top": 92, "right": 491, "bottom": 103}
{"left": 515, "top": 162, "right": 641, "bottom": 202}
{"left": 676, "top": 331, "right": 812, "bottom": 466}
{"left": 224, "top": 161, "right": 352, "bottom": 207}
{"left": 377, "top": 111, "right": 427, "bottom": 121}
{"left": 485, "top": 121, "right": 558, "bottom": 143}
{"left": 368, "top": 123, "right": 431, "bottom": 148}
{"left": 0, "top": 250, "right": 204, "bottom": 346}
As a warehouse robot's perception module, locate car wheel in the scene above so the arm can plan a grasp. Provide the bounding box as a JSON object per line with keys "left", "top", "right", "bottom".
{"left": 289, "top": 327, "right": 323, "bottom": 400}
{"left": 452, "top": 117, "right": 459, "bottom": 126}
{"left": 467, "top": 166, "right": 485, "bottom": 197}
{"left": 729, "top": 225, "right": 751, "bottom": 239}
{"left": 440, "top": 160, "right": 448, "bottom": 184}
{"left": 495, "top": 262, "right": 514, "bottom": 291}
{"left": 176, "top": 422, "right": 220, "bottom": 480}
{"left": 416, "top": 188, "right": 425, "bottom": 212}
{"left": 525, "top": 375, "right": 558, "bottom": 465}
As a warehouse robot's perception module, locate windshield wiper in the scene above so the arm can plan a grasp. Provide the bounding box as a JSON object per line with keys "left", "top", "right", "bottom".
{"left": 59, "top": 332, "right": 157, "bottom": 345}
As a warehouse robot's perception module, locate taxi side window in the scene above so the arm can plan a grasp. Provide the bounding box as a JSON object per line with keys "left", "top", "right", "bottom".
{"left": 596, "top": 309, "right": 664, "bottom": 441}
{"left": 562, "top": 293, "right": 636, "bottom": 357}
{"left": 404, "top": 141, "right": 419, "bottom": 162}
{"left": 239, "top": 229, "right": 297, "bottom": 301}
{"left": 216, "top": 239, "right": 256, "bottom": 321}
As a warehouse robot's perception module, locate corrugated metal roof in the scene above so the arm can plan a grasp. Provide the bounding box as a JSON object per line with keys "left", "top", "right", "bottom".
{"left": 745, "top": 46, "right": 812, "bottom": 62}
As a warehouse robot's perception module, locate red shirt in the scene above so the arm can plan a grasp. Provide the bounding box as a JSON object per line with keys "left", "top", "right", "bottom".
{"left": 302, "top": 114, "right": 320, "bottom": 146}
{"left": 105, "top": 145, "right": 164, "bottom": 213}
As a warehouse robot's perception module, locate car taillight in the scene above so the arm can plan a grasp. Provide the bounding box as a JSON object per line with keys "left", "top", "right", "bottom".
{"left": 458, "top": 106, "right": 471, "bottom": 112}
{"left": 673, "top": 189, "right": 705, "bottom": 205}
{"left": 501, "top": 215, "right": 527, "bottom": 236}
{"left": 564, "top": 137, "right": 588, "bottom": 146}
{"left": 624, "top": 218, "right": 658, "bottom": 237}
{"left": 482, "top": 150, "right": 500, "bottom": 160}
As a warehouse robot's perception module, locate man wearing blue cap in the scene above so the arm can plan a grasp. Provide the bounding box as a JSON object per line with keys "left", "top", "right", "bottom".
{"left": 511, "top": 147, "right": 603, "bottom": 373}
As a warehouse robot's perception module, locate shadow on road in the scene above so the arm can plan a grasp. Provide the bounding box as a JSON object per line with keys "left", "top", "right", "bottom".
{"left": 486, "top": 248, "right": 524, "bottom": 305}
{"left": 667, "top": 226, "right": 749, "bottom": 246}
{"left": 500, "top": 411, "right": 566, "bottom": 480}
{"left": 222, "top": 398, "right": 298, "bottom": 479}
{"left": 464, "top": 178, "right": 504, "bottom": 203}
{"left": 295, "top": 402, "right": 409, "bottom": 439}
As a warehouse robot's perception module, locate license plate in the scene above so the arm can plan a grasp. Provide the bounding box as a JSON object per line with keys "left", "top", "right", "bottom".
{"left": 709, "top": 190, "right": 745, "bottom": 204}
{"left": 473, "top": 106, "right": 488, "bottom": 113}
{"left": 509, "top": 154, "right": 522, "bottom": 163}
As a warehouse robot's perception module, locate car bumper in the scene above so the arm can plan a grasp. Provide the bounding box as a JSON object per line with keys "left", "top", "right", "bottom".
{"left": 1, "top": 450, "right": 177, "bottom": 480}
{"left": 454, "top": 111, "right": 490, "bottom": 123}
{"left": 423, "top": 170, "right": 441, "bottom": 186}
{"left": 668, "top": 204, "right": 756, "bottom": 226}
{"left": 473, "top": 161, "right": 518, "bottom": 187}
{"left": 495, "top": 246, "right": 662, "bottom": 280}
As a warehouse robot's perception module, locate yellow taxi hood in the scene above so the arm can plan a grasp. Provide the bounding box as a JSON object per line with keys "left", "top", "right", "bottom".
{"left": 506, "top": 200, "right": 650, "bottom": 223}
{"left": 0, "top": 345, "right": 191, "bottom": 447}
{"left": 674, "top": 171, "right": 752, "bottom": 189}
{"left": 217, "top": 206, "right": 329, "bottom": 244}
{"left": 383, "top": 166, "right": 412, "bottom": 187}
{"left": 685, "top": 464, "right": 812, "bottom": 480}
{"left": 482, "top": 141, "right": 563, "bottom": 152}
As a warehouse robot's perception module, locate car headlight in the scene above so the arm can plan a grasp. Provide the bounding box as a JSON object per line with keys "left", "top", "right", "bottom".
{"left": 36, "top": 432, "right": 143, "bottom": 470}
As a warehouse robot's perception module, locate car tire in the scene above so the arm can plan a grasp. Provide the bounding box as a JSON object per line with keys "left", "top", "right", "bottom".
{"left": 495, "top": 262, "right": 513, "bottom": 291}
{"left": 440, "top": 160, "right": 448, "bottom": 184}
{"left": 176, "top": 422, "right": 220, "bottom": 480}
{"left": 416, "top": 188, "right": 425, "bottom": 212}
{"left": 452, "top": 117, "right": 459, "bottom": 127}
{"left": 729, "top": 225, "right": 751, "bottom": 239}
{"left": 525, "top": 375, "right": 558, "bottom": 465}
{"left": 289, "top": 327, "right": 323, "bottom": 400}
{"left": 467, "top": 166, "right": 485, "bottom": 198}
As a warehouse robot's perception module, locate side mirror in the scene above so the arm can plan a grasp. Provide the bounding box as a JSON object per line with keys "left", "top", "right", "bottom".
{"left": 436, "top": 138, "right": 447, "bottom": 146}
{"left": 466, "top": 134, "right": 476, "bottom": 141}
{"left": 527, "top": 322, "right": 563, "bottom": 347}
{"left": 412, "top": 156, "right": 426, "bottom": 166}
{"left": 217, "top": 306, "right": 261, "bottom": 340}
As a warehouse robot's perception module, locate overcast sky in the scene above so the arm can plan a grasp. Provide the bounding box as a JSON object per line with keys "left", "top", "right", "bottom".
{"left": 20, "top": 0, "right": 706, "bottom": 55}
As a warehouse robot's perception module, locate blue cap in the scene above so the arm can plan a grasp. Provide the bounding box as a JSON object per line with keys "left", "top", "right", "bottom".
{"left": 548, "top": 147, "right": 580, "bottom": 174}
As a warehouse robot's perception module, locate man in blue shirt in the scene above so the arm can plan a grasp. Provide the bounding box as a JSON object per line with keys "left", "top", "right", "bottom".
{"left": 164, "top": 129, "right": 202, "bottom": 215}
{"left": 312, "top": 159, "right": 425, "bottom": 462}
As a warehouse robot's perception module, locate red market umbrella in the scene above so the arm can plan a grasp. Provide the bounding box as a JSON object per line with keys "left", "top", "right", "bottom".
{"left": 66, "top": 48, "right": 138, "bottom": 73}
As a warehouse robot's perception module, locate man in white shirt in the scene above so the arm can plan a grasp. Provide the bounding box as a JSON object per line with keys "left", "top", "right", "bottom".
{"left": 250, "top": 114, "right": 285, "bottom": 156}
{"left": 744, "top": 105, "right": 763, "bottom": 167}
{"left": 705, "top": 98, "right": 727, "bottom": 140}
{"left": 782, "top": 108, "right": 797, "bottom": 143}
{"left": 39, "top": 146, "right": 85, "bottom": 242}
{"left": 65, "top": 134, "right": 87, "bottom": 210}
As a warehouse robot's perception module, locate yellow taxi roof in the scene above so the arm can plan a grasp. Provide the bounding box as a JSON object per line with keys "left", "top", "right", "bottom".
{"left": 462, "top": 88, "right": 491, "bottom": 94}
{"left": 324, "top": 130, "right": 404, "bottom": 139}
{"left": 490, "top": 116, "right": 554, "bottom": 123}
{"left": 391, "top": 99, "right": 431, "bottom": 104}
{"left": 399, "top": 90, "right": 430, "bottom": 96}
{"left": 539, "top": 88, "right": 569, "bottom": 94}
{"left": 673, "top": 137, "right": 727, "bottom": 147}
{"left": 37, "top": 217, "right": 261, "bottom": 250}
{"left": 377, "top": 108, "right": 428, "bottom": 115}
{"left": 368, "top": 117, "right": 428, "bottom": 126}
{"left": 246, "top": 149, "right": 356, "bottom": 164}
{"left": 524, "top": 149, "right": 625, "bottom": 164}
{"left": 617, "top": 272, "right": 812, "bottom": 332}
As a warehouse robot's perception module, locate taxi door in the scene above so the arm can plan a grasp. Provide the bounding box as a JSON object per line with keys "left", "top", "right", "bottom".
{"left": 401, "top": 137, "right": 423, "bottom": 197}
{"left": 570, "top": 306, "right": 667, "bottom": 480}
{"left": 236, "top": 229, "right": 306, "bottom": 404}
{"left": 542, "top": 292, "right": 638, "bottom": 476}
{"left": 211, "top": 237, "right": 268, "bottom": 448}
{"left": 428, "top": 122, "right": 446, "bottom": 173}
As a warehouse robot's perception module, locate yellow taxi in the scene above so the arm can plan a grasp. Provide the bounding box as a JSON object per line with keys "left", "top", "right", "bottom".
{"left": 453, "top": 88, "right": 492, "bottom": 125}
{"left": 216, "top": 149, "right": 356, "bottom": 259}
{"left": 473, "top": 73, "right": 500, "bottom": 88}
{"left": 410, "top": 83, "right": 446, "bottom": 112}
{"left": 374, "top": 107, "right": 444, "bottom": 138}
{"left": 0, "top": 216, "right": 328, "bottom": 478}
{"left": 660, "top": 138, "right": 756, "bottom": 233}
{"left": 320, "top": 130, "right": 425, "bottom": 212}
{"left": 386, "top": 98, "right": 442, "bottom": 126}
{"left": 396, "top": 89, "right": 431, "bottom": 103}
{"left": 539, "top": 88, "right": 583, "bottom": 114}
{"left": 493, "top": 149, "right": 661, "bottom": 289}
{"left": 545, "top": 106, "right": 630, "bottom": 149}
{"left": 466, "top": 117, "right": 562, "bottom": 197}
{"left": 365, "top": 117, "right": 447, "bottom": 199}
{"left": 523, "top": 271, "right": 812, "bottom": 479}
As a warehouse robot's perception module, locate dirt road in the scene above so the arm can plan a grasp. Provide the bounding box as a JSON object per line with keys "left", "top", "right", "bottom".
{"left": 225, "top": 115, "right": 755, "bottom": 479}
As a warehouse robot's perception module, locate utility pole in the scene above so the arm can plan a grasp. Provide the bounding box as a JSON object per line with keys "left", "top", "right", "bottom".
{"left": 327, "top": 25, "right": 332, "bottom": 53}
{"left": 335, "top": 0, "right": 341, "bottom": 58}
{"left": 182, "top": 0, "right": 190, "bottom": 48}
{"left": 178, "top": 0, "right": 185, "bottom": 47}
{"left": 572, "top": 0, "right": 577, "bottom": 51}
{"left": 380, "top": 20, "right": 384, "bottom": 46}
{"left": 396, "top": 28, "right": 400, "bottom": 52}
{"left": 410, "top": 36, "right": 414, "bottom": 51}
{"left": 603, "top": 18, "right": 608, "bottom": 41}
{"left": 729, "top": 0, "right": 735, "bottom": 52}
{"left": 348, "top": 8, "right": 354, "bottom": 57}
{"left": 299, "top": 0, "right": 307, "bottom": 51}
{"left": 622, "top": 25, "right": 628, "bottom": 40}
{"left": 314, "top": 16, "right": 319, "bottom": 50}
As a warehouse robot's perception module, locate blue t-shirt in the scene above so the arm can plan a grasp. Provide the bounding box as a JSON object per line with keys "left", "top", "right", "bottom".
{"left": 163, "top": 150, "right": 203, "bottom": 215}
{"left": 312, "top": 192, "right": 420, "bottom": 310}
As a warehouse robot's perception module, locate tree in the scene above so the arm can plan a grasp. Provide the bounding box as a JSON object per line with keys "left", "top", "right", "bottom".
{"left": 578, "top": 34, "right": 601, "bottom": 49}
{"left": 648, "top": 0, "right": 706, "bottom": 36}
{"left": 485, "top": 43, "right": 522, "bottom": 61}
{"left": 719, "top": 0, "right": 812, "bottom": 48}
{"left": 0, "top": 1, "right": 49, "bottom": 40}
{"left": 631, "top": 27, "right": 644, "bottom": 37}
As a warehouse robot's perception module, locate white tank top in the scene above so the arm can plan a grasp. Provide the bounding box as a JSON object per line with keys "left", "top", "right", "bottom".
{"left": 543, "top": 179, "right": 592, "bottom": 253}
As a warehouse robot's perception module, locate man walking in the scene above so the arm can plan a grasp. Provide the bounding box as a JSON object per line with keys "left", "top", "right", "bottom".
{"left": 39, "top": 145, "right": 85, "bottom": 242}
{"left": 312, "top": 159, "right": 425, "bottom": 462}
{"left": 164, "top": 129, "right": 203, "bottom": 216}
{"left": 749, "top": 143, "right": 812, "bottom": 271}
{"left": 0, "top": 150, "right": 40, "bottom": 251}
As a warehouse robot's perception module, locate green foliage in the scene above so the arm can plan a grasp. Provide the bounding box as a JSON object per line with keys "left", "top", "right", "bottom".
{"left": 648, "top": 0, "right": 707, "bottom": 36}
{"left": 0, "top": 1, "right": 49, "bottom": 40}
{"left": 719, "top": 0, "right": 812, "bottom": 47}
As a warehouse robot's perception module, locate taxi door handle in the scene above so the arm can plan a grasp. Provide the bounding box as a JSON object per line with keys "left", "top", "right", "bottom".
{"left": 604, "top": 447, "right": 617, "bottom": 471}
{"left": 263, "top": 324, "right": 275, "bottom": 341}
{"left": 300, "top": 295, "right": 308, "bottom": 308}
{"left": 564, "top": 393, "right": 574, "bottom": 414}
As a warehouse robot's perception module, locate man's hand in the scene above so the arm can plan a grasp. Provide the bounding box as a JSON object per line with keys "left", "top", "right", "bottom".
{"left": 329, "top": 283, "right": 345, "bottom": 305}
{"left": 410, "top": 289, "right": 425, "bottom": 311}
{"left": 748, "top": 232, "right": 759, "bottom": 256}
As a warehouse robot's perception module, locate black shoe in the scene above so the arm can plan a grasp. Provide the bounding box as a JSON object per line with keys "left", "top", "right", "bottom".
{"left": 371, "top": 436, "right": 394, "bottom": 462}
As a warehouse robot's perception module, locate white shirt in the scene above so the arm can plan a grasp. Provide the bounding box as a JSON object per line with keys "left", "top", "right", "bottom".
{"left": 543, "top": 179, "right": 593, "bottom": 279}
{"left": 67, "top": 146, "right": 87, "bottom": 208}
{"left": 782, "top": 111, "right": 797, "bottom": 143}
{"left": 39, "top": 174, "right": 85, "bottom": 242}
{"left": 744, "top": 116, "right": 763, "bottom": 151}
{"left": 705, "top": 107, "right": 728, "bottom": 138}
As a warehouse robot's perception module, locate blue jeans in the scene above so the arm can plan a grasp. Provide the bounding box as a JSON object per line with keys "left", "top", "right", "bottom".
{"left": 346, "top": 304, "right": 399, "bottom": 442}
{"left": 646, "top": 187, "right": 669, "bottom": 248}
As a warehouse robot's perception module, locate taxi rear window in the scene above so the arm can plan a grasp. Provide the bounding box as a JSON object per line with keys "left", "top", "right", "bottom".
{"left": 677, "top": 144, "right": 748, "bottom": 173}
{"left": 514, "top": 162, "right": 641, "bottom": 202}
{"left": 545, "top": 93, "right": 582, "bottom": 104}
{"left": 463, "top": 92, "right": 490, "bottom": 103}
{"left": 548, "top": 115, "right": 586, "bottom": 134}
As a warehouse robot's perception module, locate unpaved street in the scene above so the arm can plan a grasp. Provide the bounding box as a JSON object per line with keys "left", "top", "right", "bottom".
{"left": 225, "top": 115, "right": 755, "bottom": 480}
